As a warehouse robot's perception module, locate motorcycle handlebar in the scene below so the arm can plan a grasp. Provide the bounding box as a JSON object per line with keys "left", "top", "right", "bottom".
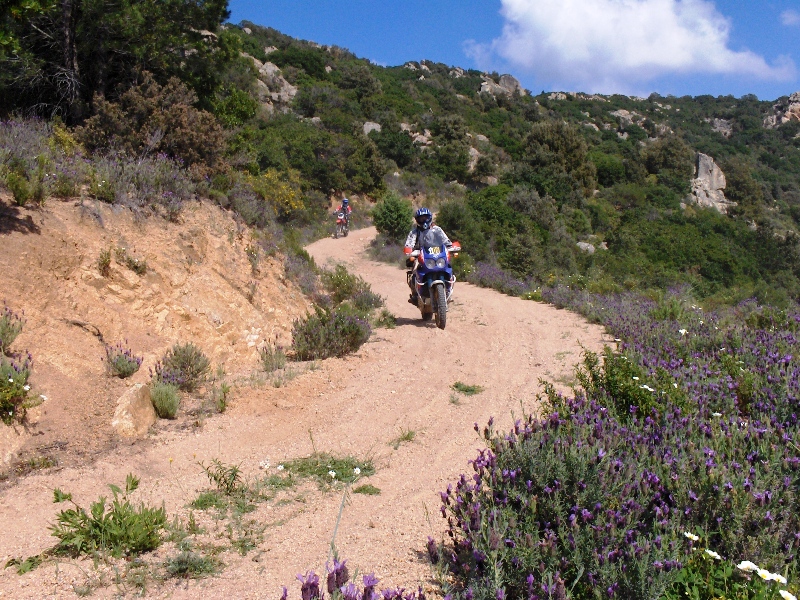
{"left": 410, "top": 246, "right": 463, "bottom": 258}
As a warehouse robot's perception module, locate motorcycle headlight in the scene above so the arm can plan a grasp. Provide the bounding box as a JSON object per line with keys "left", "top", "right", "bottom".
{"left": 425, "top": 259, "right": 436, "bottom": 269}
{"left": 436, "top": 257, "right": 446, "bottom": 268}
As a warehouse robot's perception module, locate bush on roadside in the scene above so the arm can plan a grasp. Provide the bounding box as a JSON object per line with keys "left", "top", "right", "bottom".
{"left": 151, "top": 343, "right": 210, "bottom": 392}
{"left": 321, "top": 264, "right": 382, "bottom": 308}
{"left": 150, "top": 382, "right": 180, "bottom": 419}
{"left": 0, "top": 303, "right": 25, "bottom": 354}
{"left": 104, "top": 341, "right": 142, "bottom": 378}
{"left": 259, "top": 337, "right": 287, "bottom": 373}
{"left": 291, "top": 307, "right": 371, "bottom": 360}
{"left": 76, "top": 72, "right": 225, "bottom": 170}
{"left": 371, "top": 190, "right": 412, "bottom": 243}
{"left": 0, "top": 353, "right": 33, "bottom": 424}
{"left": 50, "top": 474, "right": 166, "bottom": 558}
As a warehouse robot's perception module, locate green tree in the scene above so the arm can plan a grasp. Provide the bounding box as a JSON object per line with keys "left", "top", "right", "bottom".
{"left": 1, "top": 0, "right": 233, "bottom": 120}
{"left": 642, "top": 136, "right": 694, "bottom": 194}
{"left": 372, "top": 191, "right": 412, "bottom": 242}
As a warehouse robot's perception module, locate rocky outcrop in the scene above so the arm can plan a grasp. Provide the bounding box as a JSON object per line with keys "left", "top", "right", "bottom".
{"left": 706, "top": 118, "right": 733, "bottom": 138}
{"left": 763, "top": 92, "right": 800, "bottom": 128}
{"left": 246, "top": 54, "right": 297, "bottom": 110}
{"left": 468, "top": 146, "right": 481, "bottom": 172}
{"left": 362, "top": 122, "right": 382, "bottom": 135}
{"left": 480, "top": 74, "right": 526, "bottom": 97}
{"left": 610, "top": 109, "right": 642, "bottom": 127}
{"left": 549, "top": 92, "right": 568, "bottom": 100}
{"left": 686, "top": 153, "right": 735, "bottom": 214}
{"left": 112, "top": 384, "right": 156, "bottom": 438}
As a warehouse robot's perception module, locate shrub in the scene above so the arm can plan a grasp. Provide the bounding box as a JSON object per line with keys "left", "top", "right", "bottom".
{"left": 150, "top": 382, "right": 180, "bottom": 419}
{"left": 451, "top": 381, "right": 484, "bottom": 396}
{"left": 438, "top": 290, "right": 800, "bottom": 600}
{"left": 201, "top": 459, "right": 244, "bottom": 496}
{"left": 104, "top": 341, "right": 142, "bottom": 378}
{"left": 286, "top": 563, "right": 425, "bottom": 600}
{"left": 371, "top": 190, "right": 412, "bottom": 243}
{"left": 115, "top": 247, "right": 147, "bottom": 275}
{"left": 151, "top": 342, "right": 209, "bottom": 392}
{"left": 0, "top": 303, "right": 25, "bottom": 354}
{"left": 321, "top": 264, "right": 382, "bottom": 310}
{"left": 165, "top": 551, "right": 219, "bottom": 579}
{"left": 97, "top": 249, "right": 111, "bottom": 277}
{"left": 291, "top": 307, "right": 371, "bottom": 361}
{"left": 5, "top": 171, "right": 31, "bottom": 206}
{"left": 49, "top": 157, "right": 85, "bottom": 198}
{"left": 49, "top": 474, "right": 166, "bottom": 558}
{"left": 0, "top": 353, "right": 32, "bottom": 424}
{"left": 281, "top": 452, "right": 374, "bottom": 487}
{"left": 350, "top": 289, "right": 384, "bottom": 313}
{"left": 259, "top": 338, "right": 286, "bottom": 373}
{"left": 76, "top": 73, "right": 225, "bottom": 170}
{"left": 440, "top": 394, "right": 800, "bottom": 599}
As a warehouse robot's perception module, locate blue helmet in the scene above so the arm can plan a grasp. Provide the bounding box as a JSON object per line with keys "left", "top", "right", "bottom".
{"left": 415, "top": 207, "right": 432, "bottom": 230}
{"left": 342, "top": 198, "right": 349, "bottom": 206}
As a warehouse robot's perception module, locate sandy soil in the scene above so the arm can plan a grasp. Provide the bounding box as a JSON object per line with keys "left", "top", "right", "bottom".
{"left": 0, "top": 211, "right": 611, "bottom": 598}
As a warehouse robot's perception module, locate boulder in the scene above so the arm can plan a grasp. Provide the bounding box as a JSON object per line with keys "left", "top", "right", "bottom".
{"left": 363, "top": 121, "right": 382, "bottom": 135}
{"left": 763, "top": 91, "right": 800, "bottom": 128}
{"left": 111, "top": 383, "right": 156, "bottom": 438}
{"left": 687, "top": 153, "right": 735, "bottom": 214}
{"left": 450, "top": 67, "right": 465, "bottom": 78}
{"left": 610, "top": 109, "right": 641, "bottom": 127}
{"left": 577, "top": 242, "right": 596, "bottom": 254}
{"left": 706, "top": 118, "right": 733, "bottom": 137}
{"left": 499, "top": 74, "right": 526, "bottom": 95}
{"left": 468, "top": 146, "right": 481, "bottom": 172}
{"left": 481, "top": 74, "right": 526, "bottom": 97}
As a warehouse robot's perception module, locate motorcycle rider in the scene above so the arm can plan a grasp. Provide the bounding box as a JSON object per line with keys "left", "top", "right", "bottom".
{"left": 334, "top": 197, "right": 352, "bottom": 224}
{"left": 404, "top": 207, "right": 452, "bottom": 305}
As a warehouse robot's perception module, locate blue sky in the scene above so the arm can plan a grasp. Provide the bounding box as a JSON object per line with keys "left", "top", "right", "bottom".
{"left": 228, "top": 0, "right": 800, "bottom": 100}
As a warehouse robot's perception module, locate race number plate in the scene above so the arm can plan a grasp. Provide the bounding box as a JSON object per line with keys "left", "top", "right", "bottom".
{"left": 427, "top": 246, "right": 441, "bottom": 254}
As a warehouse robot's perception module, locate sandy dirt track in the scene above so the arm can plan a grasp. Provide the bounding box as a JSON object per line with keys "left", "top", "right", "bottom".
{"left": 0, "top": 225, "right": 611, "bottom": 599}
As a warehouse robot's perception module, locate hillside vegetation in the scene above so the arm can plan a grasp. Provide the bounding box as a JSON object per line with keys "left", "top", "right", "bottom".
{"left": 2, "top": 4, "right": 800, "bottom": 599}
{"left": 2, "top": 9, "right": 800, "bottom": 304}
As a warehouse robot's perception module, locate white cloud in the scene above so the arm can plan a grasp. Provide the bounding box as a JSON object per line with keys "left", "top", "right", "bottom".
{"left": 469, "top": 0, "right": 796, "bottom": 93}
{"left": 782, "top": 9, "right": 800, "bottom": 26}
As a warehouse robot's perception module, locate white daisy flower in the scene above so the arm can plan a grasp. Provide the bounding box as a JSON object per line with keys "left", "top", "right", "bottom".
{"left": 736, "top": 561, "right": 759, "bottom": 572}
{"left": 684, "top": 532, "right": 700, "bottom": 541}
{"left": 704, "top": 549, "right": 722, "bottom": 560}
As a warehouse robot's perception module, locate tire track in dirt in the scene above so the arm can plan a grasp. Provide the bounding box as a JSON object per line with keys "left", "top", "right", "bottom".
{"left": 0, "top": 227, "right": 611, "bottom": 599}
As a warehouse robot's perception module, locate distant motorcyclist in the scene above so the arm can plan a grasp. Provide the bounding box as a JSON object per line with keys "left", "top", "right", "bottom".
{"left": 335, "top": 197, "right": 352, "bottom": 223}
{"left": 404, "top": 207, "right": 452, "bottom": 305}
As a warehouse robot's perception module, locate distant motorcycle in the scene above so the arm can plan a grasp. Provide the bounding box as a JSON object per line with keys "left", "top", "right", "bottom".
{"left": 407, "top": 228, "right": 460, "bottom": 330}
{"left": 334, "top": 211, "right": 349, "bottom": 239}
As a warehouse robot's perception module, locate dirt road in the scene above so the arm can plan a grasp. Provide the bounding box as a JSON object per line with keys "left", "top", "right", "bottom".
{"left": 0, "top": 226, "right": 610, "bottom": 599}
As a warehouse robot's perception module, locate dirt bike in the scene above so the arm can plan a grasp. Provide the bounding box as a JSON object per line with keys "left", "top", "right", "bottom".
{"left": 407, "top": 228, "right": 460, "bottom": 330}
{"left": 334, "top": 212, "right": 349, "bottom": 239}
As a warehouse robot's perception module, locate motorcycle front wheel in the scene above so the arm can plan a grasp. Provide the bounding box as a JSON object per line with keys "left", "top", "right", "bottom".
{"left": 433, "top": 285, "right": 447, "bottom": 330}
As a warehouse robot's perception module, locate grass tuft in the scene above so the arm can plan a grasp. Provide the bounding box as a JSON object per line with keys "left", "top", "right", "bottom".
{"left": 451, "top": 381, "right": 484, "bottom": 396}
